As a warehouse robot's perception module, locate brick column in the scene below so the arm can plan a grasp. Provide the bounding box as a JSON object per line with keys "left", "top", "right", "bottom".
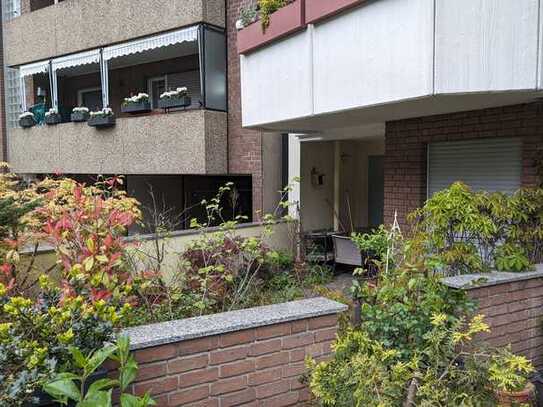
{"left": 226, "top": 0, "right": 264, "bottom": 220}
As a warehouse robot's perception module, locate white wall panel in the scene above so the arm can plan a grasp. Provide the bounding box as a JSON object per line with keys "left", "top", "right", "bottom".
{"left": 240, "top": 30, "right": 313, "bottom": 127}
{"left": 435, "top": 0, "right": 539, "bottom": 93}
{"left": 312, "top": 0, "right": 434, "bottom": 114}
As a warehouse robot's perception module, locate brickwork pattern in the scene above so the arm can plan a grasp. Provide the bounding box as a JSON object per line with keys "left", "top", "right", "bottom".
{"left": 468, "top": 278, "right": 543, "bottom": 368}
{"left": 124, "top": 315, "right": 339, "bottom": 406}
{"left": 384, "top": 102, "right": 543, "bottom": 229}
{"left": 227, "top": 0, "right": 264, "bottom": 220}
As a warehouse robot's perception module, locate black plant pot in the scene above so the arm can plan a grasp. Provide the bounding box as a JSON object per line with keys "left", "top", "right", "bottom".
{"left": 88, "top": 115, "right": 116, "bottom": 128}
{"left": 71, "top": 111, "right": 89, "bottom": 123}
{"left": 158, "top": 96, "right": 191, "bottom": 110}
{"left": 121, "top": 101, "right": 151, "bottom": 114}
{"left": 27, "top": 369, "right": 109, "bottom": 406}
{"left": 45, "top": 113, "right": 62, "bottom": 125}
{"left": 19, "top": 115, "right": 37, "bottom": 128}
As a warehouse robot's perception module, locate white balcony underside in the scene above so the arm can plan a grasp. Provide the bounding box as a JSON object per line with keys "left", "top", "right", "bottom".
{"left": 240, "top": 0, "right": 543, "bottom": 131}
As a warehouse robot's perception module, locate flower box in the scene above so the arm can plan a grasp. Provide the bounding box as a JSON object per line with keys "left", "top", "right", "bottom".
{"left": 71, "top": 111, "right": 89, "bottom": 122}
{"left": 305, "top": 0, "right": 364, "bottom": 24}
{"left": 237, "top": 0, "right": 305, "bottom": 55}
{"left": 45, "top": 113, "right": 62, "bottom": 125}
{"left": 88, "top": 115, "right": 116, "bottom": 128}
{"left": 19, "top": 115, "right": 36, "bottom": 128}
{"left": 121, "top": 101, "right": 152, "bottom": 114}
{"left": 158, "top": 96, "right": 192, "bottom": 110}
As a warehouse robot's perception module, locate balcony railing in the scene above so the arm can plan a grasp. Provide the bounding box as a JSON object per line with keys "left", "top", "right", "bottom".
{"left": 10, "top": 24, "right": 226, "bottom": 129}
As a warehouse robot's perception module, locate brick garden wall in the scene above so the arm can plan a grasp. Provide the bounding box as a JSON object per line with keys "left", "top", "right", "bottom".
{"left": 121, "top": 298, "right": 346, "bottom": 407}
{"left": 384, "top": 102, "right": 543, "bottom": 229}
{"left": 443, "top": 270, "right": 543, "bottom": 369}
{"left": 227, "top": 0, "right": 264, "bottom": 220}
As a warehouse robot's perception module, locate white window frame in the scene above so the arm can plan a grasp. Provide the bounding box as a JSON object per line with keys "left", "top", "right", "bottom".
{"left": 147, "top": 76, "right": 168, "bottom": 109}
{"left": 77, "top": 87, "right": 102, "bottom": 107}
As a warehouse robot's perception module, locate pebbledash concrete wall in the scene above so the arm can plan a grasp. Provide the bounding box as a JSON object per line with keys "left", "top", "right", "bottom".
{"left": 443, "top": 265, "right": 543, "bottom": 369}
{"left": 384, "top": 102, "right": 543, "bottom": 229}
{"left": 120, "top": 298, "right": 347, "bottom": 407}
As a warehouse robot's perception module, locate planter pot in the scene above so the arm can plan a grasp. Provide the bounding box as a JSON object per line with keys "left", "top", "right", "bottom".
{"left": 88, "top": 115, "right": 116, "bottom": 128}
{"left": 26, "top": 369, "right": 108, "bottom": 407}
{"left": 71, "top": 111, "right": 89, "bottom": 122}
{"left": 495, "top": 382, "right": 535, "bottom": 406}
{"left": 45, "top": 113, "right": 62, "bottom": 125}
{"left": 305, "top": 0, "right": 364, "bottom": 24}
{"left": 158, "top": 96, "right": 191, "bottom": 110}
{"left": 121, "top": 101, "right": 151, "bottom": 114}
{"left": 19, "top": 116, "right": 37, "bottom": 128}
{"left": 237, "top": 0, "right": 305, "bottom": 54}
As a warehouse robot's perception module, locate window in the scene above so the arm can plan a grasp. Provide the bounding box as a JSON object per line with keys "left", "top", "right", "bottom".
{"left": 148, "top": 76, "right": 167, "bottom": 109}
{"left": 2, "top": 0, "right": 20, "bottom": 21}
{"left": 4, "top": 67, "right": 21, "bottom": 128}
{"left": 427, "top": 138, "right": 522, "bottom": 197}
{"left": 77, "top": 88, "right": 102, "bottom": 111}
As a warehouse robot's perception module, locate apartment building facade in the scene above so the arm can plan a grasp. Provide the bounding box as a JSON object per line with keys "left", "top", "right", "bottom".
{"left": 237, "top": 0, "right": 543, "bottom": 233}
{"left": 1, "top": 0, "right": 283, "bottom": 231}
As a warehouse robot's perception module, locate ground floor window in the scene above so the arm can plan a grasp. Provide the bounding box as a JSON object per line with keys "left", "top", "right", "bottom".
{"left": 427, "top": 137, "right": 522, "bottom": 197}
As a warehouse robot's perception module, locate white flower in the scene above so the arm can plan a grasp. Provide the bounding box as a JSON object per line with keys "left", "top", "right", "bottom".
{"left": 45, "top": 108, "right": 58, "bottom": 117}
{"left": 160, "top": 87, "right": 189, "bottom": 100}
{"left": 124, "top": 92, "right": 149, "bottom": 105}
{"left": 19, "top": 111, "right": 35, "bottom": 119}
{"left": 90, "top": 107, "right": 114, "bottom": 117}
{"left": 72, "top": 107, "right": 89, "bottom": 113}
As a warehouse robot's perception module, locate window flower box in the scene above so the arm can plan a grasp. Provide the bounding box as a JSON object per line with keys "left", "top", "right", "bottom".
{"left": 71, "top": 107, "right": 90, "bottom": 122}
{"left": 19, "top": 112, "right": 37, "bottom": 128}
{"left": 44, "top": 108, "right": 62, "bottom": 125}
{"left": 158, "top": 87, "right": 191, "bottom": 110}
{"left": 237, "top": 0, "right": 305, "bottom": 55}
{"left": 305, "top": 0, "right": 364, "bottom": 24}
{"left": 121, "top": 93, "right": 151, "bottom": 114}
{"left": 88, "top": 108, "right": 116, "bottom": 128}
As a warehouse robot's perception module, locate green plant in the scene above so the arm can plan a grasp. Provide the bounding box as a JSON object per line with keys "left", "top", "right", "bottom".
{"left": 258, "top": 0, "right": 287, "bottom": 30}
{"left": 409, "top": 182, "right": 542, "bottom": 275}
{"left": 309, "top": 313, "right": 534, "bottom": 406}
{"left": 239, "top": 3, "right": 258, "bottom": 27}
{"left": 44, "top": 336, "right": 155, "bottom": 407}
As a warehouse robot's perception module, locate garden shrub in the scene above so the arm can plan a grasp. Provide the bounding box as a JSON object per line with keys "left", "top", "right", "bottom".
{"left": 410, "top": 182, "right": 543, "bottom": 275}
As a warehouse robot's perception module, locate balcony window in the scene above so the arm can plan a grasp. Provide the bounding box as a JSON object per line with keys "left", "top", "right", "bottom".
{"left": 12, "top": 24, "right": 226, "bottom": 126}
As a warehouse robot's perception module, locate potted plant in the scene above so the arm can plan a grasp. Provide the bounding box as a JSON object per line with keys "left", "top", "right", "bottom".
{"left": 121, "top": 92, "right": 151, "bottom": 114}
{"left": 490, "top": 350, "right": 536, "bottom": 406}
{"left": 18, "top": 111, "right": 37, "bottom": 128}
{"left": 44, "top": 108, "right": 62, "bottom": 125}
{"left": 71, "top": 106, "right": 90, "bottom": 123}
{"left": 87, "top": 108, "right": 115, "bottom": 128}
{"left": 158, "top": 87, "right": 191, "bottom": 110}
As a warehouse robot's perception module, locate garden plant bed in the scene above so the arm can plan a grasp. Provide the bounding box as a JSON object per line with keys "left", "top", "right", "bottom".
{"left": 237, "top": 0, "right": 306, "bottom": 54}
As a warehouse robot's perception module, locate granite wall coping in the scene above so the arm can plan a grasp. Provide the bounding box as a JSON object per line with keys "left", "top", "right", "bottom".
{"left": 442, "top": 263, "right": 543, "bottom": 289}
{"left": 123, "top": 297, "right": 348, "bottom": 350}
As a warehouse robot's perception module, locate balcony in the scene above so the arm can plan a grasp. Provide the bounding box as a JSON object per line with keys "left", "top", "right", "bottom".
{"left": 238, "top": 0, "right": 543, "bottom": 131}
{"left": 4, "top": 0, "right": 225, "bottom": 66}
{"left": 8, "top": 24, "right": 227, "bottom": 175}
{"left": 8, "top": 109, "right": 227, "bottom": 174}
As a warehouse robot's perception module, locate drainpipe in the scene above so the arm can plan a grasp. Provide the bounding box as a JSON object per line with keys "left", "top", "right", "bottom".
{"left": 334, "top": 141, "right": 341, "bottom": 231}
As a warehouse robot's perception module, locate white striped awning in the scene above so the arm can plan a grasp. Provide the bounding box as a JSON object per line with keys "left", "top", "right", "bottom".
{"left": 103, "top": 25, "right": 198, "bottom": 61}
{"left": 52, "top": 49, "right": 100, "bottom": 71}
{"left": 19, "top": 60, "right": 49, "bottom": 77}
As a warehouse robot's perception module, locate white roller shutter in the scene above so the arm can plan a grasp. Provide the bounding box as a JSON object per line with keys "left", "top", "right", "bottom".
{"left": 428, "top": 138, "right": 522, "bottom": 197}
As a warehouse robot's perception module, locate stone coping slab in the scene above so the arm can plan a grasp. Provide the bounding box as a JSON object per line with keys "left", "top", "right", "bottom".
{"left": 123, "top": 297, "right": 348, "bottom": 350}
{"left": 442, "top": 264, "right": 543, "bottom": 289}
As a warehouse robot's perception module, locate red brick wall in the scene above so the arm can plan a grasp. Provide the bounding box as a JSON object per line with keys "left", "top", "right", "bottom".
{"left": 467, "top": 277, "right": 543, "bottom": 368}
{"left": 123, "top": 314, "right": 338, "bottom": 406}
{"left": 227, "top": 0, "right": 264, "bottom": 220}
{"left": 384, "top": 102, "right": 543, "bottom": 229}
